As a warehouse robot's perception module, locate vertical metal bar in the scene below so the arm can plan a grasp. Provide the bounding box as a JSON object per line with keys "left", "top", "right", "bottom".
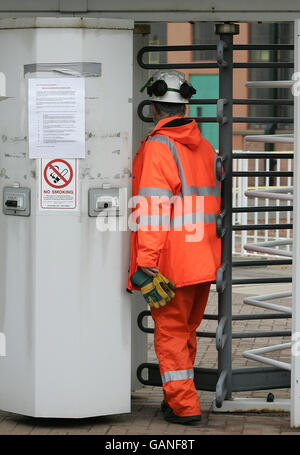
{"left": 291, "top": 18, "right": 300, "bottom": 428}
{"left": 241, "top": 157, "right": 248, "bottom": 255}
{"left": 215, "top": 23, "right": 239, "bottom": 406}
{"left": 232, "top": 157, "right": 237, "bottom": 254}
{"left": 287, "top": 157, "right": 292, "bottom": 251}
{"left": 276, "top": 159, "right": 280, "bottom": 243}
{"left": 237, "top": 157, "right": 242, "bottom": 225}
{"left": 254, "top": 157, "right": 259, "bottom": 250}
{"left": 265, "top": 158, "right": 270, "bottom": 243}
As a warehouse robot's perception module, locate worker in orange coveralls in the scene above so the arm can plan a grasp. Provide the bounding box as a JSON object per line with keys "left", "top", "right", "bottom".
{"left": 128, "top": 70, "right": 221, "bottom": 425}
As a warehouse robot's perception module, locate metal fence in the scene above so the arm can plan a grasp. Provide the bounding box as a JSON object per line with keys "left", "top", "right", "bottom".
{"left": 232, "top": 151, "right": 294, "bottom": 257}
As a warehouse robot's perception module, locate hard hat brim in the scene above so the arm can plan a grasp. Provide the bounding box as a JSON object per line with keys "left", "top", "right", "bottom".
{"left": 150, "top": 91, "right": 189, "bottom": 104}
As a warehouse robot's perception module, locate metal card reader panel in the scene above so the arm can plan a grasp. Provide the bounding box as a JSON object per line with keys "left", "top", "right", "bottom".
{"left": 88, "top": 187, "right": 123, "bottom": 217}
{"left": 3, "top": 186, "right": 31, "bottom": 216}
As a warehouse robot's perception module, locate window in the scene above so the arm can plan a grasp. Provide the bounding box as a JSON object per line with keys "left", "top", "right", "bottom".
{"left": 148, "top": 23, "right": 167, "bottom": 64}
{"left": 248, "top": 22, "right": 294, "bottom": 131}
{"left": 193, "top": 22, "right": 218, "bottom": 61}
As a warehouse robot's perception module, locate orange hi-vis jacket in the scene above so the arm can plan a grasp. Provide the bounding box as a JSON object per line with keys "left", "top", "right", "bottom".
{"left": 128, "top": 116, "right": 221, "bottom": 289}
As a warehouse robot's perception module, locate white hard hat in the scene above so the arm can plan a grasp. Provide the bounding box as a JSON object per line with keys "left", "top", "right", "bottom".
{"left": 141, "top": 69, "right": 196, "bottom": 104}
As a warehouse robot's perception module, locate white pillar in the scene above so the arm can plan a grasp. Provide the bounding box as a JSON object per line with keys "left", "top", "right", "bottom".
{"left": 291, "top": 18, "right": 300, "bottom": 428}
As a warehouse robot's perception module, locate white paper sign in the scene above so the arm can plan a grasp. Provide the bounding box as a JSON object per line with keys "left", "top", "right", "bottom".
{"left": 28, "top": 78, "right": 85, "bottom": 159}
{"left": 40, "top": 158, "right": 78, "bottom": 210}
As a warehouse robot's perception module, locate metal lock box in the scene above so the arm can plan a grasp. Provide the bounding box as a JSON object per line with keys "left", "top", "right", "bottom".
{"left": 3, "top": 186, "right": 31, "bottom": 216}
{"left": 88, "top": 187, "right": 123, "bottom": 217}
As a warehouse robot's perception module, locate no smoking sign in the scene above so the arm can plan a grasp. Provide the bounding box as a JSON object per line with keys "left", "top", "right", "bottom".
{"left": 44, "top": 159, "right": 74, "bottom": 189}
{"left": 40, "top": 158, "right": 78, "bottom": 210}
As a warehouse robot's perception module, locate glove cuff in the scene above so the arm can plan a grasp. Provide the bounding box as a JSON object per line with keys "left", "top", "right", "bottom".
{"left": 130, "top": 269, "right": 153, "bottom": 288}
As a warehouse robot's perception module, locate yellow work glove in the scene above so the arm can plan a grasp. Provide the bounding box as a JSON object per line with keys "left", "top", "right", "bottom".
{"left": 130, "top": 269, "right": 167, "bottom": 308}
{"left": 153, "top": 272, "right": 176, "bottom": 301}
{"left": 140, "top": 280, "right": 167, "bottom": 308}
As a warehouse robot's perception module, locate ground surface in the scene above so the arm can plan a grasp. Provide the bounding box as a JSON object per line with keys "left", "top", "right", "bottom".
{"left": 0, "top": 264, "right": 298, "bottom": 435}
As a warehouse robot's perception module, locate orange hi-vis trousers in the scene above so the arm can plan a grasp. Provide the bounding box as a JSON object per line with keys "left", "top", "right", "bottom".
{"left": 151, "top": 281, "right": 211, "bottom": 417}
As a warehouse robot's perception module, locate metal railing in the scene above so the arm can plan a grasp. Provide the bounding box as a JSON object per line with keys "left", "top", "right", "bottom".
{"left": 135, "top": 24, "right": 293, "bottom": 408}
{"left": 240, "top": 152, "right": 293, "bottom": 377}
{"left": 232, "top": 153, "right": 294, "bottom": 257}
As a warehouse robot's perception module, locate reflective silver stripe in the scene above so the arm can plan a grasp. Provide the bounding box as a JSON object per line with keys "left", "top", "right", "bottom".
{"left": 179, "top": 184, "right": 220, "bottom": 197}
{"left": 162, "top": 369, "right": 194, "bottom": 384}
{"left": 170, "top": 212, "right": 217, "bottom": 227}
{"left": 138, "top": 187, "right": 173, "bottom": 198}
{"left": 147, "top": 135, "right": 221, "bottom": 198}
{"left": 137, "top": 213, "right": 217, "bottom": 227}
{"left": 137, "top": 212, "right": 217, "bottom": 227}
{"left": 204, "top": 213, "right": 218, "bottom": 224}
{"left": 138, "top": 215, "right": 171, "bottom": 226}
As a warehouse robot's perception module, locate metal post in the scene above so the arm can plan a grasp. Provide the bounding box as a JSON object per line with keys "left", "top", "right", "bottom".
{"left": 214, "top": 22, "right": 239, "bottom": 408}
{"left": 291, "top": 19, "right": 300, "bottom": 429}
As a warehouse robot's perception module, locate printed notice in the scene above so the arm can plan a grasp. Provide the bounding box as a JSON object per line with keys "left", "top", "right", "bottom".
{"left": 40, "top": 158, "right": 78, "bottom": 210}
{"left": 28, "top": 78, "right": 85, "bottom": 159}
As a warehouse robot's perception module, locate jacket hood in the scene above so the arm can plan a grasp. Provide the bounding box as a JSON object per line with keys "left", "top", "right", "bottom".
{"left": 150, "top": 116, "right": 201, "bottom": 151}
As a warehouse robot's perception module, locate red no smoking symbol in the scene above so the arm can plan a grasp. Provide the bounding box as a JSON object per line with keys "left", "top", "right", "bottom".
{"left": 44, "top": 159, "right": 73, "bottom": 189}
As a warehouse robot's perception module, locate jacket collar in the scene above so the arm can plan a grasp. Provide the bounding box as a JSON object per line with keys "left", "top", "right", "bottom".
{"left": 150, "top": 116, "right": 182, "bottom": 136}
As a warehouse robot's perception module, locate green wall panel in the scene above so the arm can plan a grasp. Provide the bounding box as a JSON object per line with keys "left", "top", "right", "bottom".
{"left": 189, "top": 74, "right": 219, "bottom": 150}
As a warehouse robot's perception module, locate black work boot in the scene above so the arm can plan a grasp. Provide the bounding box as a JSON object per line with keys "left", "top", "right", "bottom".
{"left": 161, "top": 400, "right": 170, "bottom": 413}
{"left": 161, "top": 402, "right": 202, "bottom": 425}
